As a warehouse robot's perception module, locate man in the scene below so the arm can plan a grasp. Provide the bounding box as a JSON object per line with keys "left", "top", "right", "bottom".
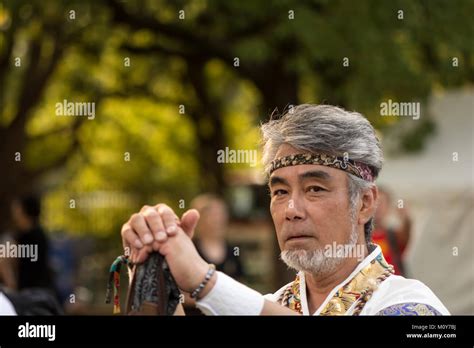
{"left": 121, "top": 104, "right": 449, "bottom": 315}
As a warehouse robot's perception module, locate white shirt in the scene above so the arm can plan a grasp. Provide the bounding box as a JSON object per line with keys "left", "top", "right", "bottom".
{"left": 264, "top": 245, "right": 450, "bottom": 315}
{"left": 0, "top": 292, "right": 17, "bottom": 315}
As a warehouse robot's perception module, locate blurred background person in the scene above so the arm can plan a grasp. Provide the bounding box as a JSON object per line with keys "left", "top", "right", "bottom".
{"left": 192, "top": 194, "right": 244, "bottom": 279}
{"left": 373, "top": 187, "right": 411, "bottom": 276}
{"left": 0, "top": 195, "right": 64, "bottom": 315}
{"left": 183, "top": 193, "right": 245, "bottom": 314}
{"left": 10, "top": 195, "right": 56, "bottom": 293}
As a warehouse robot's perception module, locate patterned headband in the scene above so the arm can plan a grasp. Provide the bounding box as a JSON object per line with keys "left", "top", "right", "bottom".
{"left": 269, "top": 153, "right": 376, "bottom": 182}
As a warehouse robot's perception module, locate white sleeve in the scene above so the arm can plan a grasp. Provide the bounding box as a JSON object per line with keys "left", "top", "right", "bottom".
{"left": 195, "top": 271, "right": 265, "bottom": 315}
{"left": 0, "top": 292, "right": 17, "bottom": 315}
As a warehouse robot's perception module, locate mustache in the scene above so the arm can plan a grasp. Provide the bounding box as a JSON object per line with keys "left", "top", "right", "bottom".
{"left": 281, "top": 227, "right": 318, "bottom": 242}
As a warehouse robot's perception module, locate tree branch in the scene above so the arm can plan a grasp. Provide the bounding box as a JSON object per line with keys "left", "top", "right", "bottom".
{"left": 28, "top": 106, "right": 84, "bottom": 177}
{"left": 107, "top": 0, "right": 233, "bottom": 62}
{"left": 121, "top": 42, "right": 194, "bottom": 59}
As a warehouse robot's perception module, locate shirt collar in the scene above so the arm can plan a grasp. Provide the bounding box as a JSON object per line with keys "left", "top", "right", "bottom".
{"left": 299, "top": 244, "right": 382, "bottom": 315}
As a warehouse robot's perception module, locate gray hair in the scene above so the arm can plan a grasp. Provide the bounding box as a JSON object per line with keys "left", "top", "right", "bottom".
{"left": 261, "top": 104, "right": 383, "bottom": 243}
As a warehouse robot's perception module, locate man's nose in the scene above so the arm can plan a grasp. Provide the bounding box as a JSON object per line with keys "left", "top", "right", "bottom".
{"left": 285, "top": 196, "right": 306, "bottom": 221}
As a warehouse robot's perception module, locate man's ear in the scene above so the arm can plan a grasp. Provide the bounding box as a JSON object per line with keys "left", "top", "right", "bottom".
{"left": 358, "top": 185, "right": 378, "bottom": 225}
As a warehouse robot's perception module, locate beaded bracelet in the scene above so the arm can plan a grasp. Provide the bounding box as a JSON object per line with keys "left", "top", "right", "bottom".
{"left": 190, "top": 264, "right": 216, "bottom": 299}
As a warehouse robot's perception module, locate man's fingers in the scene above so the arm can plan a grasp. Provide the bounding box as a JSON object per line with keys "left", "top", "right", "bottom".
{"left": 135, "top": 246, "right": 152, "bottom": 264}
{"left": 151, "top": 240, "right": 161, "bottom": 252}
{"left": 130, "top": 213, "right": 154, "bottom": 245}
{"left": 121, "top": 224, "right": 144, "bottom": 250}
{"left": 139, "top": 205, "right": 152, "bottom": 213}
{"left": 122, "top": 204, "right": 173, "bottom": 264}
{"left": 130, "top": 245, "right": 152, "bottom": 264}
{"left": 142, "top": 208, "right": 166, "bottom": 240}
{"left": 180, "top": 209, "right": 200, "bottom": 238}
{"left": 157, "top": 205, "right": 179, "bottom": 236}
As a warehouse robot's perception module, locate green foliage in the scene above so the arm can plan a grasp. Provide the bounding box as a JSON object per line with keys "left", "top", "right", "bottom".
{"left": 1, "top": 0, "right": 472, "bottom": 236}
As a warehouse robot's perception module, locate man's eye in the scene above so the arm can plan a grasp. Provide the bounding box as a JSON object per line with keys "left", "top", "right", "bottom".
{"left": 307, "top": 186, "right": 324, "bottom": 193}
{"left": 272, "top": 189, "right": 288, "bottom": 196}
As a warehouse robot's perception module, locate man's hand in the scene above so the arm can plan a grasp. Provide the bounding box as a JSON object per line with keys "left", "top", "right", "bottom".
{"left": 156, "top": 226, "right": 212, "bottom": 294}
{"left": 120, "top": 203, "right": 300, "bottom": 314}
{"left": 121, "top": 204, "right": 199, "bottom": 264}
{"left": 120, "top": 204, "right": 211, "bottom": 293}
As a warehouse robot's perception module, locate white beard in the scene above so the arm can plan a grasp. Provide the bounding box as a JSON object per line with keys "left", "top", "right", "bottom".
{"left": 280, "top": 221, "right": 359, "bottom": 275}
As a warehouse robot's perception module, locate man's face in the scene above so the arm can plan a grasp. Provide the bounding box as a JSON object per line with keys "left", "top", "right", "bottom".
{"left": 269, "top": 144, "right": 359, "bottom": 273}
